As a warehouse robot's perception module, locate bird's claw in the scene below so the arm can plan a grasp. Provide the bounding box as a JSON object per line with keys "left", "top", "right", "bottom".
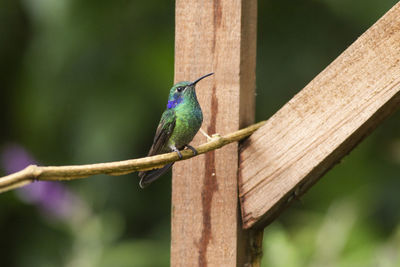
{"left": 176, "top": 150, "right": 183, "bottom": 159}
{"left": 171, "top": 147, "right": 183, "bottom": 159}
{"left": 185, "top": 145, "right": 198, "bottom": 155}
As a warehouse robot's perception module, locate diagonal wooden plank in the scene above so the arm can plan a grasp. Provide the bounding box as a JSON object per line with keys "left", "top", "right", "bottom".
{"left": 239, "top": 2, "right": 400, "bottom": 230}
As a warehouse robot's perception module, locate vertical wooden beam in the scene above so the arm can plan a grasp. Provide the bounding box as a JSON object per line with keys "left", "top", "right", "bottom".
{"left": 171, "top": 1, "right": 258, "bottom": 266}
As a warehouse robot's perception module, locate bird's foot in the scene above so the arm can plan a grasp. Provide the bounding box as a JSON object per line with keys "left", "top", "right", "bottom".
{"left": 185, "top": 145, "right": 198, "bottom": 155}
{"left": 171, "top": 147, "right": 183, "bottom": 159}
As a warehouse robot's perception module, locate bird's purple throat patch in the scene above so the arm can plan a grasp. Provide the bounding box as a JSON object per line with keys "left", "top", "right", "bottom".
{"left": 167, "top": 97, "right": 183, "bottom": 109}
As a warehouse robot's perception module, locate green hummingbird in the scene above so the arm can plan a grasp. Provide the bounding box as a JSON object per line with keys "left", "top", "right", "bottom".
{"left": 138, "top": 73, "right": 214, "bottom": 188}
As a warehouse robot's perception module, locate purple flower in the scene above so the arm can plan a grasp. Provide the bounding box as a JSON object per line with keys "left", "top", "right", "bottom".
{"left": 0, "top": 143, "right": 36, "bottom": 174}
{"left": 1, "top": 143, "right": 83, "bottom": 221}
{"left": 17, "top": 180, "right": 81, "bottom": 220}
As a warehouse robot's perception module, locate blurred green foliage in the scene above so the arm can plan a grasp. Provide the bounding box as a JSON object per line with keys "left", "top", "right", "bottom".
{"left": 0, "top": 0, "right": 399, "bottom": 266}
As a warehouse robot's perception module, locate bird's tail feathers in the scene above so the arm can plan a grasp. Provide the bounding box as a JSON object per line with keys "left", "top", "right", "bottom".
{"left": 138, "top": 163, "right": 174, "bottom": 188}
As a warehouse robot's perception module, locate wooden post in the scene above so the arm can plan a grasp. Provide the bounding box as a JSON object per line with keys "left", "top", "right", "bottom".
{"left": 171, "top": 0, "right": 259, "bottom": 266}
{"left": 239, "top": 2, "right": 400, "bottom": 229}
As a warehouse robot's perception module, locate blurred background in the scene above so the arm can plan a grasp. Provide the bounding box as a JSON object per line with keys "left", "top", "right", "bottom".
{"left": 0, "top": 0, "right": 399, "bottom": 266}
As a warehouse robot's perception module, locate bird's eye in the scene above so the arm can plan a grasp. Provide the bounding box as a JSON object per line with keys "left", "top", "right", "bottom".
{"left": 177, "top": 86, "right": 184, "bottom": 92}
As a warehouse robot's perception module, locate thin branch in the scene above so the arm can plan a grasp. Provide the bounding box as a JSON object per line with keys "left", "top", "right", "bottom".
{"left": 0, "top": 121, "right": 266, "bottom": 193}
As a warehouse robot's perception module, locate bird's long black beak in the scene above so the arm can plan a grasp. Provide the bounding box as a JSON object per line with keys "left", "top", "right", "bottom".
{"left": 190, "top": 72, "right": 214, "bottom": 86}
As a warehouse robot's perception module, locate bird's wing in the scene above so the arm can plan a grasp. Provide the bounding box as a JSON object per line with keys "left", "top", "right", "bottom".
{"left": 138, "top": 109, "right": 176, "bottom": 188}
{"left": 147, "top": 109, "right": 176, "bottom": 156}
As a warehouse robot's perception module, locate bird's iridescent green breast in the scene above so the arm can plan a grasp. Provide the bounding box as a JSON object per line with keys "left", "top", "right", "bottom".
{"left": 168, "top": 94, "right": 203, "bottom": 149}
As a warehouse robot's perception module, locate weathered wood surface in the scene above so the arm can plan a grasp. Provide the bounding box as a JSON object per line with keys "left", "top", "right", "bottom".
{"left": 239, "top": 2, "right": 400, "bottom": 230}
{"left": 171, "top": 0, "right": 258, "bottom": 266}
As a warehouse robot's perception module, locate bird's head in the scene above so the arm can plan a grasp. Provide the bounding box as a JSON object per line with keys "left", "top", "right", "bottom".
{"left": 167, "top": 73, "right": 214, "bottom": 109}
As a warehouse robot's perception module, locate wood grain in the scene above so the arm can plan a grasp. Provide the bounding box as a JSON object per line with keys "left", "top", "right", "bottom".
{"left": 171, "top": 0, "right": 258, "bottom": 266}
{"left": 239, "top": 2, "right": 400, "bottom": 230}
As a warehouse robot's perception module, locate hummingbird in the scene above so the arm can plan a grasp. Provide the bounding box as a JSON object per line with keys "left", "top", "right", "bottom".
{"left": 138, "top": 73, "right": 214, "bottom": 188}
